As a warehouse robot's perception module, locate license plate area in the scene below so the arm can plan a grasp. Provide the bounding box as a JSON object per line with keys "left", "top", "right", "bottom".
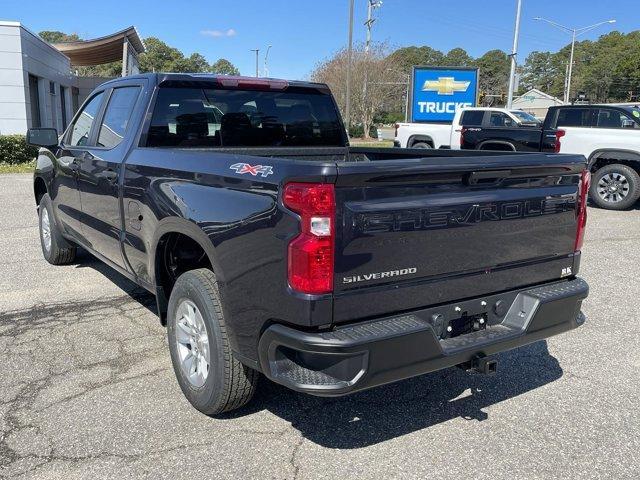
{"left": 442, "top": 312, "right": 488, "bottom": 339}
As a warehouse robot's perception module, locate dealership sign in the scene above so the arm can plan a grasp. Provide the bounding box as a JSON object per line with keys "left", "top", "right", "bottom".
{"left": 409, "top": 67, "right": 479, "bottom": 122}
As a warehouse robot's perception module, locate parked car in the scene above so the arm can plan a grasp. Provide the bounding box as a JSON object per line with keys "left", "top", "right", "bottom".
{"left": 393, "top": 107, "right": 541, "bottom": 150}
{"left": 28, "top": 73, "right": 589, "bottom": 414}
{"left": 455, "top": 104, "right": 640, "bottom": 210}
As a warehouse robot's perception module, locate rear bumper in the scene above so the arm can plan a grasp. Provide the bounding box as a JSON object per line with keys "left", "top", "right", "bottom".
{"left": 258, "top": 278, "right": 588, "bottom": 396}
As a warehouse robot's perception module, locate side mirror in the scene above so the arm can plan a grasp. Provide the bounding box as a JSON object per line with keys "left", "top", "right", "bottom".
{"left": 26, "top": 128, "right": 58, "bottom": 147}
{"left": 622, "top": 119, "right": 636, "bottom": 129}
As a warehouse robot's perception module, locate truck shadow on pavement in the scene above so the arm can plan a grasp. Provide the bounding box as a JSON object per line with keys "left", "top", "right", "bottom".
{"left": 229, "top": 341, "right": 563, "bottom": 449}
{"left": 71, "top": 249, "right": 157, "bottom": 314}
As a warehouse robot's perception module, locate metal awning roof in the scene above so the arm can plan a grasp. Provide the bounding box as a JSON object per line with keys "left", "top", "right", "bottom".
{"left": 53, "top": 26, "right": 145, "bottom": 66}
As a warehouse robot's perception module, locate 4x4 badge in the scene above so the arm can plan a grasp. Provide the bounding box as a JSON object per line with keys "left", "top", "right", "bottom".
{"left": 230, "top": 163, "right": 273, "bottom": 178}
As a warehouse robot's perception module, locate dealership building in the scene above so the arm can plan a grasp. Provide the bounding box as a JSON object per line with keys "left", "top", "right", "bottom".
{"left": 0, "top": 21, "right": 144, "bottom": 135}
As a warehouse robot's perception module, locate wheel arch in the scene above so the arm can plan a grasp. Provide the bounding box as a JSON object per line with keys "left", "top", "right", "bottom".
{"left": 34, "top": 176, "right": 47, "bottom": 206}
{"left": 588, "top": 149, "right": 640, "bottom": 174}
{"left": 477, "top": 140, "right": 516, "bottom": 151}
{"left": 407, "top": 134, "right": 435, "bottom": 148}
{"left": 150, "top": 218, "right": 223, "bottom": 325}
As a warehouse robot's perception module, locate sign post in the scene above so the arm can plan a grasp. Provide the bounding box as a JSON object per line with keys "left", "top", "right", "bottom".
{"left": 409, "top": 66, "right": 479, "bottom": 123}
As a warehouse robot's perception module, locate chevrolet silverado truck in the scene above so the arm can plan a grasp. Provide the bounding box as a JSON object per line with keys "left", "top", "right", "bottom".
{"left": 458, "top": 104, "right": 640, "bottom": 210}
{"left": 28, "top": 73, "right": 589, "bottom": 415}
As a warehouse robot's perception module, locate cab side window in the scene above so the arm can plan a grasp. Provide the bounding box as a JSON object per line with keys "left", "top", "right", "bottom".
{"left": 594, "top": 109, "right": 638, "bottom": 129}
{"left": 68, "top": 92, "right": 105, "bottom": 146}
{"left": 489, "top": 112, "right": 514, "bottom": 127}
{"left": 97, "top": 87, "right": 141, "bottom": 148}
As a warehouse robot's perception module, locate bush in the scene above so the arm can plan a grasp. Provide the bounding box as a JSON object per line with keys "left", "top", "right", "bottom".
{"left": 348, "top": 124, "right": 378, "bottom": 139}
{"left": 0, "top": 135, "right": 39, "bottom": 165}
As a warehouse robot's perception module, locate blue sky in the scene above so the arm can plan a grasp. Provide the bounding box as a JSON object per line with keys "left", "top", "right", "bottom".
{"left": 3, "top": 0, "right": 637, "bottom": 79}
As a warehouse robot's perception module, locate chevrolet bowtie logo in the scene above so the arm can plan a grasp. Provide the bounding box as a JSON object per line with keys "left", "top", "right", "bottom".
{"left": 421, "top": 77, "right": 470, "bottom": 95}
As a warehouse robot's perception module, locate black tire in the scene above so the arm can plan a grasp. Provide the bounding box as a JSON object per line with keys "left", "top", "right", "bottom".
{"left": 167, "top": 268, "right": 258, "bottom": 415}
{"left": 590, "top": 164, "right": 640, "bottom": 210}
{"left": 412, "top": 141, "right": 432, "bottom": 149}
{"left": 38, "top": 193, "right": 76, "bottom": 265}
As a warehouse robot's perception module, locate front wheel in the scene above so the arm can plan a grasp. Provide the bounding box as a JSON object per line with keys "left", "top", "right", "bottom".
{"left": 167, "top": 268, "right": 258, "bottom": 415}
{"left": 38, "top": 193, "right": 76, "bottom": 265}
{"left": 590, "top": 164, "right": 640, "bottom": 210}
{"left": 412, "top": 141, "right": 432, "bottom": 149}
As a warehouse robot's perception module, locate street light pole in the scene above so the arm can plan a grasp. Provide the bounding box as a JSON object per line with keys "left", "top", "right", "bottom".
{"left": 364, "top": 1, "right": 383, "bottom": 53}
{"left": 264, "top": 45, "right": 272, "bottom": 77}
{"left": 566, "top": 29, "right": 576, "bottom": 104}
{"left": 506, "top": 0, "right": 522, "bottom": 109}
{"left": 534, "top": 17, "right": 616, "bottom": 103}
{"left": 345, "top": 0, "right": 354, "bottom": 134}
{"left": 250, "top": 49, "right": 259, "bottom": 77}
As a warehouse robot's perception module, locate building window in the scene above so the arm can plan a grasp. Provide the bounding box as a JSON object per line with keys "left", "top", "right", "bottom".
{"left": 28, "top": 75, "right": 41, "bottom": 128}
{"left": 60, "top": 86, "right": 68, "bottom": 131}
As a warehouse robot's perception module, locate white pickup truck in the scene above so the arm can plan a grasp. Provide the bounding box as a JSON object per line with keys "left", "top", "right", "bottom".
{"left": 393, "top": 107, "right": 540, "bottom": 149}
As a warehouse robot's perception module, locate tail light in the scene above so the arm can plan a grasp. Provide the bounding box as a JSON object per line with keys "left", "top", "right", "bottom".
{"left": 394, "top": 123, "right": 399, "bottom": 138}
{"left": 554, "top": 129, "right": 566, "bottom": 153}
{"left": 460, "top": 127, "right": 467, "bottom": 148}
{"left": 283, "top": 182, "right": 335, "bottom": 294}
{"left": 575, "top": 169, "right": 591, "bottom": 252}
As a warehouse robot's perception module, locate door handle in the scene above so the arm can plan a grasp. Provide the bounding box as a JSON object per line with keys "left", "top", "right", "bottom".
{"left": 103, "top": 169, "right": 118, "bottom": 184}
{"left": 69, "top": 158, "right": 81, "bottom": 171}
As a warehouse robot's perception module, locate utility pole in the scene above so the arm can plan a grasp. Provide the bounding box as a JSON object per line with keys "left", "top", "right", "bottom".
{"left": 264, "top": 45, "right": 272, "bottom": 77}
{"left": 345, "top": 0, "right": 354, "bottom": 134}
{"left": 250, "top": 49, "right": 259, "bottom": 77}
{"left": 534, "top": 17, "right": 616, "bottom": 103}
{"left": 506, "top": 0, "right": 522, "bottom": 109}
{"left": 364, "top": 0, "right": 383, "bottom": 53}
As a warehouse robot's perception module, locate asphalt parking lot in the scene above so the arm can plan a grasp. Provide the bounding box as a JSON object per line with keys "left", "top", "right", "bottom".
{"left": 0, "top": 173, "right": 638, "bottom": 479}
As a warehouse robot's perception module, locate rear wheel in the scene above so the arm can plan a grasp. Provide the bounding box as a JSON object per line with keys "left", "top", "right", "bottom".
{"left": 167, "top": 268, "right": 258, "bottom": 415}
{"left": 590, "top": 164, "right": 640, "bottom": 210}
{"left": 412, "top": 141, "right": 432, "bottom": 149}
{"left": 38, "top": 194, "right": 76, "bottom": 265}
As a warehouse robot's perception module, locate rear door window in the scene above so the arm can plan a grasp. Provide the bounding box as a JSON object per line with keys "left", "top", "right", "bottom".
{"left": 146, "top": 86, "right": 344, "bottom": 147}
{"left": 97, "top": 86, "right": 141, "bottom": 148}
{"left": 460, "top": 110, "right": 484, "bottom": 127}
{"left": 68, "top": 92, "right": 104, "bottom": 146}
{"left": 555, "top": 108, "right": 592, "bottom": 128}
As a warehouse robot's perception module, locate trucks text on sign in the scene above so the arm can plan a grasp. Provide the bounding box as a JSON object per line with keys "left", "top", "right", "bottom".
{"left": 410, "top": 67, "right": 479, "bottom": 122}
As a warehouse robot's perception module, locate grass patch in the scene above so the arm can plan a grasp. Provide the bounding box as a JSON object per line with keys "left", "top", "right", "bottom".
{"left": 350, "top": 139, "right": 394, "bottom": 148}
{"left": 0, "top": 161, "right": 35, "bottom": 174}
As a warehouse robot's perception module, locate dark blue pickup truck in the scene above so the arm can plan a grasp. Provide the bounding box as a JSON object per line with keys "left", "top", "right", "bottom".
{"left": 27, "top": 73, "right": 589, "bottom": 414}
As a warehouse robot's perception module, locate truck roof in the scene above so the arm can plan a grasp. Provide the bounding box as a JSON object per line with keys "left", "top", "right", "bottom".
{"left": 98, "top": 72, "right": 329, "bottom": 90}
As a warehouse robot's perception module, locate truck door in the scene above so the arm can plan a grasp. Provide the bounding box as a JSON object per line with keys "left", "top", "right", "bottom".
{"left": 76, "top": 83, "right": 143, "bottom": 269}
{"left": 53, "top": 91, "right": 106, "bottom": 242}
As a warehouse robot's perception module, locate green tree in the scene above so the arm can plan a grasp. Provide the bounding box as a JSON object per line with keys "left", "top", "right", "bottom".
{"left": 520, "top": 51, "right": 560, "bottom": 94}
{"left": 474, "top": 49, "right": 510, "bottom": 100}
{"left": 172, "top": 53, "right": 210, "bottom": 73}
{"left": 138, "top": 37, "right": 184, "bottom": 72}
{"left": 387, "top": 46, "right": 445, "bottom": 74}
{"left": 210, "top": 58, "right": 240, "bottom": 75}
{"left": 443, "top": 47, "right": 473, "bottom": 66}
{"left": 38, "top": 31, "right": 81, "bottom": 43}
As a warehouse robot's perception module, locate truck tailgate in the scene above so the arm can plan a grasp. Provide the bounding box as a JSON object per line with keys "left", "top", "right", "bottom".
{"left": 333, "top": 154, "right": 586, "bottom": 323}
